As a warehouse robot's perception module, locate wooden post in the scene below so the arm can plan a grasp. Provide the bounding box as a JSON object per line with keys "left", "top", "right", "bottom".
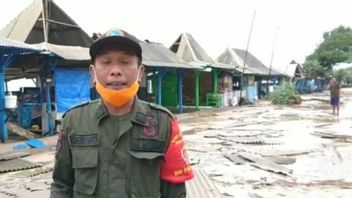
{"left": 194, "top": 70, "right": 200, "bottom": 109}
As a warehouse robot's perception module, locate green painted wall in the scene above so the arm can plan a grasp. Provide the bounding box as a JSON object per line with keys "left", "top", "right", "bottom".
{"left": 162, "top": 71, "right": 178, "bottom": 106}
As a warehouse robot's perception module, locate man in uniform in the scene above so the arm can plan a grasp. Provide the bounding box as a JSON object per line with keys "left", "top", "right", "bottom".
{"left": 50, "top": 28, "right": 193, "bottom": 198}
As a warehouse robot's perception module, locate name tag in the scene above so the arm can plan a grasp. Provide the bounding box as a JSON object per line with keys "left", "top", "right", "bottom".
{"left": 69, "top": 134, "right": 98, "bottom": 147}
{"left": 130, "top": 139, "right": 165, "bottom": 153}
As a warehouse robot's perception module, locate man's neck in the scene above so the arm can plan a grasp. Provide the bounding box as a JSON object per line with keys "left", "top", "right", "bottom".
{"left": 103, "top": 99, "right": 135, "bottom": 116}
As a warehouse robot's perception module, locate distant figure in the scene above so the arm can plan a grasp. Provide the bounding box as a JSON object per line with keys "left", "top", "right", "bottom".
{"left": 329, "top": 77, "right": 341, "bottom": 115}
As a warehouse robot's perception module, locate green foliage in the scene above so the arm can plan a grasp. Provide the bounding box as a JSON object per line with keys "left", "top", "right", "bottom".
{"left": 334, "top": 67, "right": 352, "bottom": 84}
{"left": 269, "top": 84, "right": 296, "bottom": 105}
{"left": 305, "top": 25, "right": 352, "bottom": 71}
{"left": 303, "top": 59, "right": 329, "bottom": 78}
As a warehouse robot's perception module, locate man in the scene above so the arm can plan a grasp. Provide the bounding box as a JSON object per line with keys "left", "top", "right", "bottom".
{"left": 51, "top": 28, "right": 193, "bottom": 198}
{"left": 329, "top": 77, "right": 341, "bottom": 115}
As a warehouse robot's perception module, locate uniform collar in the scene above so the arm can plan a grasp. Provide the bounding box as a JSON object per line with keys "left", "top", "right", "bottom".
{"left": 95, "top": 99, "right": 108, "bottom": 125}
{"left": 95, "top": 97, "right": 149, "bottom": 126}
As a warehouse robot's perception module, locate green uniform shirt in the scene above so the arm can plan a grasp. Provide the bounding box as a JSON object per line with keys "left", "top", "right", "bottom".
{"left": 50, "top": 99, "right": 186, "bottom": 198}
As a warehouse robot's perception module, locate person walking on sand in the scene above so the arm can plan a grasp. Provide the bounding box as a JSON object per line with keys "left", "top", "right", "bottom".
{"left": 329, "top": 77, "right": 341, "bottom": 115}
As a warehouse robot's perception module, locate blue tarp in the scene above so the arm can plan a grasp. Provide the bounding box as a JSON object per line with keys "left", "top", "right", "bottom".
{"left": 54, "top": 68, "right": 91, "bottom": 113}
{"left": 246, "top": 84, "right": 258, "bottom": 102}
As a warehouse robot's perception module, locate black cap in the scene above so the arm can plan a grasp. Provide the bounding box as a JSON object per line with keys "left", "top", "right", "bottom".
{"left": 89, "top": 28, "right": 142, "bottom": 62}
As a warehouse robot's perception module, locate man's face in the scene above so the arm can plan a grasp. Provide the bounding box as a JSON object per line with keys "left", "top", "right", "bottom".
{"left": 90, "top": 48, "right": 143, "bottom": 90}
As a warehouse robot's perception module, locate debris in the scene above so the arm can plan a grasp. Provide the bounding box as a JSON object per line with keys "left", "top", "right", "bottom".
{"left": 0, "top": 190, "right": 17, "bottom": 198}
{"left": 312, "top": 131, "right": 352, "bottom": 140}
{"left": 186, "top": 166, "right": 223, "bottom": 198}
{"left": 236, "top": 151, "right": 293, "bottom": 175}
{"left": 13, "top": 144, "right": 30, "bottom": 151}
{"left": 254, "top": 179, "right": 352, "bottom": 189}
{"left": 225, "top": 153, "right": 296, "bottom": 165}
{"left": 266, "top": 156, "right": 296, "bottom": 165}
{"left": 7, "top": 122, "right": 39, "bottom": 139}
{"left": 224, "top": 154, "right": 247, "bottom": 165}
{"left": 11, "top": 167, "right": 53, "bottom": 178}
{"left": 0, "top": 159, "right": 41, "bottom": 173}
{"left": 25, "top": 139, "right": 46, "bottom": 149}
{"left": 0, "top": 152, "right": 31, "bottom": 161}
{"left": 217, "top": 135, "right": 283, "bottom": 145}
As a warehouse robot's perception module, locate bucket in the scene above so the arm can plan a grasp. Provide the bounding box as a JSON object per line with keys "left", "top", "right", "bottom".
{"left": 5, "top": 95, "right": 17, "bottom": 109}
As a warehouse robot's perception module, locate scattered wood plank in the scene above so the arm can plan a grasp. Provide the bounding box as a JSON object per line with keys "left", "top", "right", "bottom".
{"left": 6, "top": 122, "right": 39, "bottom": 139}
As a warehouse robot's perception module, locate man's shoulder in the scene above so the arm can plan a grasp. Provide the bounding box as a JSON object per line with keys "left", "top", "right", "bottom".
{"left": 138, "top": 100, "right": 174, "bottom": 118}
{"left": 62, "top": 100, "right": 99, "bottom": 118}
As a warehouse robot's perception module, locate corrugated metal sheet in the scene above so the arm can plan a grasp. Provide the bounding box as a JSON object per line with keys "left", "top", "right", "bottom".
{"left": 185, "top": 33, "right": 215, "bottom": 64}
{"left": 232, "top": 48, "right": 282, "bottom": 76}
{"left": 0, "top": 0, "right": 93, "bottom": 47}
{"left": 141, "top": 41, "right": 200, "bottom": 69}
{"left": 283, "top": 63, "right": 303, "bottom": 78}
{"left": 0, "top": 0, "right": 42, "bottom": 42}
{"left": 0, "top": 38, "right": 42, "bottom": 53}
{"left": 170, "top": 33, "right": 234, "bottom": 70}
{"left": 0, "top": 158, "right": 41, "bottom": 173}
{"left": 36, "top": 42, "right": 90, "bottom": 60}
{"left": 186, "top": 166, "right": 223, "bottom": 198}
{"left": 217, "top": 47, "right": 284, "bottom": 75}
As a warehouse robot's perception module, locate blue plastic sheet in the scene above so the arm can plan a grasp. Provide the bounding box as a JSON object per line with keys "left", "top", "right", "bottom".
{"left": 54, "top": 68, "right": 91, "bottom": 113}
{"left": 247, "top": 85, "right": 258, "bottom": 102}
{"left": 26, "top": 139, "right": 46, "bottom": 149}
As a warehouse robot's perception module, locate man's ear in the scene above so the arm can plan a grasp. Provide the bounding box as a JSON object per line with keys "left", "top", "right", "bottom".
{"left": 138, "top": 65, "right": 145, "bottom": 83}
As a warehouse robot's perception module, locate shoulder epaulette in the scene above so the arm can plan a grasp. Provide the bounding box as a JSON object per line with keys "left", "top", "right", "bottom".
{"left": 62, "top": 100, "right": 92, "bottom": 118}
{"left": 148, "top": 102, "right": 174, "bottom": 118}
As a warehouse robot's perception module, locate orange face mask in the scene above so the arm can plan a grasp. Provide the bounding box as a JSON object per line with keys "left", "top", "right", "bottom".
{"left": 93, "top": 69, "right": 140, "bottom": 107}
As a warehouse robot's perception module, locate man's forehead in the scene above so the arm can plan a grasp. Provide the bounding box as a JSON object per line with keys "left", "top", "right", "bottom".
{"left": 96, "top": 47, "right": 138, "bottom": 57}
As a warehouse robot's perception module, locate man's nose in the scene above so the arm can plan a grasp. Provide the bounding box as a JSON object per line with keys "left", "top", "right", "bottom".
{"left": 109, "top": 64, "right": 123, "bottom": 76}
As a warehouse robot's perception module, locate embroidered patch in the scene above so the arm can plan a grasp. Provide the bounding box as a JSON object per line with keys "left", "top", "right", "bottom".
{"left": 69, "top": 134, "right": 98, "bottom": 147}
{"left": 143, "top": 114, "right": 157, "bottom": 138}
{"left": 130, "top": 139, "right": 165, "bottom": 153}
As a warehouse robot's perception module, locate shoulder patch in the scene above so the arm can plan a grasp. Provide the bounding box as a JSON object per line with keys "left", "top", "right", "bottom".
{"left": 62, "top": 100, "right": 92, "bottom": 118}
{"left": 148, "top": 103, "right": 174, "bottom": 118}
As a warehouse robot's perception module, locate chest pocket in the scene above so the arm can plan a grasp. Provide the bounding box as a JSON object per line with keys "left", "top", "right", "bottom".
{"left": 70, "top": 134, "right": 99, "bottom": 196}
{"left": 128, "top": 124, "right": 166, "bottom": 198}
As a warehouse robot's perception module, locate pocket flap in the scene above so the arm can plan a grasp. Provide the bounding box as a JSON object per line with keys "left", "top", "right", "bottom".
{"left": 129, "top": 150, "right": 164, "bottom": 159}
{"left": 72, "top": 147, "right": 98, "bottom": 168}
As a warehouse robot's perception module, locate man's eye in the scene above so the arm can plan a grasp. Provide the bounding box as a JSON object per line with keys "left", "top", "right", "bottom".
{"left": 121, "top": 60, "right": 131, "bottom": 65}
{"left": 102, "top": 60, "right": 111, "bottom": 64}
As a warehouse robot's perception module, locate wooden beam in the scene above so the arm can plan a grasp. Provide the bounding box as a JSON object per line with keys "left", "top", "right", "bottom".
{"left": 7, "top": 122, "right": 39, "bottom": 140}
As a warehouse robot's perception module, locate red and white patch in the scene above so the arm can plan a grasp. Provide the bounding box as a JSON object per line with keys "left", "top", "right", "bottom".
{"left": 143, "top": 116, "right": 157, "bottom": 138}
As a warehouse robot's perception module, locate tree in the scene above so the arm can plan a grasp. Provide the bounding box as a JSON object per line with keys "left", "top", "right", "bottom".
{"left": 303, "top": 59, "right": 329, "bottom": 78}
{"left": 334, "top": 67, "right": 352, "bottom": 84}
{"left": 305, "top": 25, "right": 352, "bottom": 71}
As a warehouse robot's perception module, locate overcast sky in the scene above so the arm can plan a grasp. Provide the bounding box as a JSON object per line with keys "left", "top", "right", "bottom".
{"left": 1, "top": 0, "right": 352, "bottom": 72}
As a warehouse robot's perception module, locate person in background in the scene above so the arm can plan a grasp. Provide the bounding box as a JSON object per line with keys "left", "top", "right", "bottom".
{"left": 50, "top": 28, "right": 193, "bottom": 198}
{"left": 329, "top": 77, "right": 341, "bottom": 115}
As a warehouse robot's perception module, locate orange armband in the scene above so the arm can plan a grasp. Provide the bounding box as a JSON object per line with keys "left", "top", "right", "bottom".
{"left": 160, "top": 119, "right": 193, "bottom": 183}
